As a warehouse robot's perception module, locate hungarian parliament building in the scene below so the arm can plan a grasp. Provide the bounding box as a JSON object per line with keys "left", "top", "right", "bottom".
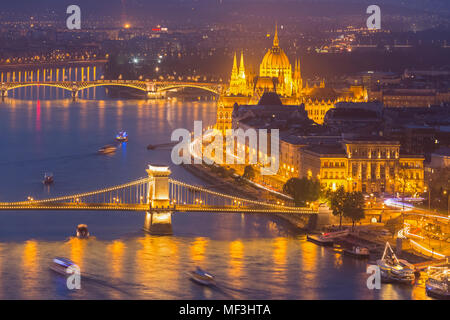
{"left": 216, "top": 25, "right": 368, "bottom": 131}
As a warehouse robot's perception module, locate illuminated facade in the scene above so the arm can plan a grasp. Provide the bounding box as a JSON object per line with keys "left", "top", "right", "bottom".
{"left": 229, "top": 52, "right": 253, "bottom": 96}
{"left": 301, "top": 139, "right": 425, "bottom": 195}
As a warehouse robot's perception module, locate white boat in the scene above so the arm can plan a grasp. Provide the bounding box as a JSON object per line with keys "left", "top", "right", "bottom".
{"left": 426, "top": 267, "right": 449, "bottom": 299}
{"left": 189, "top": 267, "right": 215, "bottom": 286}
{"left": 343, "top": 246, "right": 370, "bottom": 259}
{"left": 307, "top": 229, "right": 349, "bottom": 247}
{"left": 49, "top": 257, "right": 77, "bottom": 276}
{"left": 376, "top": 242, "right": 415, "bottom": 284}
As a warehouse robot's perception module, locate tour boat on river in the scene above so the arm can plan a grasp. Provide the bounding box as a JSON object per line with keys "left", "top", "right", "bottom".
{"left": 49, "top": 257, "right": 77, "bottom": 276}
{"left": 98, "top": 145, "right": 117, "bottom": 154}
{"left": 377, "top": 242, "right": 415, "bottom": 284}
{"left": 43, "top": 173, "right": 54, "bottom": 185}
{"left": 189, "top": 267, "right": 216, "bottom": 286}
{"left": 115, "top": 131, "right": 128, "bottom": 142}
{"left": 76, "top": 224, "right": 89, "bottom": 239}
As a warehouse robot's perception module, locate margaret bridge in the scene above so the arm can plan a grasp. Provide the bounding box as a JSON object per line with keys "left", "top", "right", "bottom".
{"left": 0, "top": 165, "right": 317, "bottom": 235}
{"left": 0, "top": 80, "right": 224, "bottom": 101}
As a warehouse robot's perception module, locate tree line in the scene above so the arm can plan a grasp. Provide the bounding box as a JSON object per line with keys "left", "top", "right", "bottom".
{"left": 283, "top": 177, "right": 365, "bottom": 229}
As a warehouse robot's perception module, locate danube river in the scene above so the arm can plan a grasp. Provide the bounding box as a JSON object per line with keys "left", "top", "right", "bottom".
{"left": 0, "top": 89, "right": 430, "bottom": 299}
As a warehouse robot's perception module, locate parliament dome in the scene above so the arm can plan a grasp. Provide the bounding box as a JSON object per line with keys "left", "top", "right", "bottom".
{"left": 259, "top": 25, "right": 292, "bottom": 78}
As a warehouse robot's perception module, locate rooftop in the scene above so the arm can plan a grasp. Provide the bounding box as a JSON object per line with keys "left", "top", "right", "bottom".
{"left": 257, "top": 91, "right": 283, "bottom": 106}
{"left": 432, "top": 147, "right": 450, "bottom": 157}
{"left": 303, "top": 144, "right": 346, "bottom": 157}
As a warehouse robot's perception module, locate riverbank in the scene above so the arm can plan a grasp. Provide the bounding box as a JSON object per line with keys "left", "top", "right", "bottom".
{"left": 332, "top": 225, "right": 436, "bottom": 264}
{"left": 181, "top": 163, "right": 316, "bottom": 230}
{"left": 180, "top": 164, "right": 447, "bottom": 263}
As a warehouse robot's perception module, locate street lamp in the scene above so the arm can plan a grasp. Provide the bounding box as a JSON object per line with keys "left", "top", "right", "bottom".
{"left": 424, "top": 186, "right": 430, "bottom": 210}
{"left": 443, "top": 190, "right": 449, "bottom": 216}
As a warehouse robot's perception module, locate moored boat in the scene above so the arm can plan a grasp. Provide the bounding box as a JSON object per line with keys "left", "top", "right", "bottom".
{"left": 343, "top": 246, "right": 370, "bottom": 259}
{"left": 376, "top": 242, "right": 415, "bottom": 284}
{"left": 307, "top": 229, "right": 350, "bottom": 247}
{"left": 76, "top": 224, "right": 89, "bottom": 239}
{"left": 189, "top": 267, "right": 215, "bottom": 286}
{"left": 98, "top": 145, "right": 117, "bottom": 154}
{"left": 426, "top": 268, "right": 449, "bottom": 299}
{"left": 49, "top": 257, "right": 77, "bottom": 276}
{"left": 307, "top": 234, "right": 334, "bottom": 246}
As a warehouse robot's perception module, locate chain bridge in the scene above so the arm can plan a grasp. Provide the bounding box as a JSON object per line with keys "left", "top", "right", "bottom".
{"left": 0, "top": 165, "right": 316, "bottom": 234}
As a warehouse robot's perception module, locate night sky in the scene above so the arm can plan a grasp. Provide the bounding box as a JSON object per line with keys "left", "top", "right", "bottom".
{"left": 1, "top": 0, "right": 449, "bottom": 17}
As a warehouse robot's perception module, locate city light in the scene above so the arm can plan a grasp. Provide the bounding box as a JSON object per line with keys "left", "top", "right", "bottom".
{"left": 0, "top": 0, "right": 448, "bottom": 304}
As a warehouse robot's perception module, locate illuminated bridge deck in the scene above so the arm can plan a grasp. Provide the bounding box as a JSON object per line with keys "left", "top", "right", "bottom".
{"left": 0, "top": 203, "right": 313, "bottom": 214}
{"left": 0, "top": 175, "right": 315, "bottom": 215}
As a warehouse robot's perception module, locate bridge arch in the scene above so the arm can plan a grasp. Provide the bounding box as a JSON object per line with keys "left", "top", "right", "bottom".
{"left": 77, "top": 82, "right": 147, "bottom": 92}
{"left": 157, "top": 84, "right": 220, "bottom": 95}
{"left": 3, "top": 82, "right": 149, "bottom": 93}
{"left": 4, "top": 83, "right": 73, "bottom": 93}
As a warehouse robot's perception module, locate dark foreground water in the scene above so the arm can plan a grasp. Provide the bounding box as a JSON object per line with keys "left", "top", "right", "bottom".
{"left": 0, "top": 92, "right": 430, "bottom": 299}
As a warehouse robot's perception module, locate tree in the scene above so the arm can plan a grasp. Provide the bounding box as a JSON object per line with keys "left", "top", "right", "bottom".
{"left": 385, "top": 216, "right": 403, "bottom": 238}
{"left": 426, "top": 167, "right": 450, "bottom": 211}
{"left": 327, "top": 186, "right": 347, "bottom": 228}
{"left": 242, "top": 165, "right": 255, "bottom": 180}
{"left": 397, "top": 167, "right": 420, "bottom": 199}
{"left": 343, "top": 191, "right": 365, "bottom": 230}
{"left": 283, "top": 177, "right": 321, "bottom": 206}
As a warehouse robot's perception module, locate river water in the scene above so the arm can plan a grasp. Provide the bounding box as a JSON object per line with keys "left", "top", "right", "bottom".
{"left": 0, "top": 87, "right": 430, "bottom": 299}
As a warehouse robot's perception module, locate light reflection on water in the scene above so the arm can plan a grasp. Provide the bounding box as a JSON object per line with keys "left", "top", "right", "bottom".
{"left": 0, "top": 229, "right": 434, "bottom": 300}
{"left": 0, "top": 96, "right": 433, "bottom": 300}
